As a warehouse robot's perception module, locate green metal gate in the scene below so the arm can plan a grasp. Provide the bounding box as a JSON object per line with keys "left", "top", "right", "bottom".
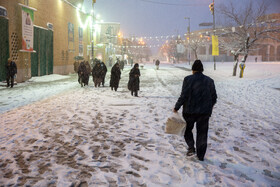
{"left": 46, "top": 30, "right": 53, "bottom": 74}
{"left": 31, "top": 27, "right": 39, "bottom": 76}
{"left": 0, "top": 17, "right": 9, "bottom": 81}
{"left": 31, "top": 27, "right": 53, "bottom": 77}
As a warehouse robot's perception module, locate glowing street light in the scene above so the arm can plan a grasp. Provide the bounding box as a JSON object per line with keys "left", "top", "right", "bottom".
{"left": 118, "top": 32, "right": 123, "bottom": 38}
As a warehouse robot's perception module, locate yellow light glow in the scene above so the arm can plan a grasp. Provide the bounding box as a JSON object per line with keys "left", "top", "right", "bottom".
{"left": 76, "top": 9, "right": 92, "bottom": 29}
{"left": 118, "top": 32, "right": 123, "bottom": 38}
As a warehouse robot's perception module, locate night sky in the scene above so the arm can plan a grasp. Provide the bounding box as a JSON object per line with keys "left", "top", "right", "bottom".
{"left": 84, "top": 0, "right": 280, "bottom": 49}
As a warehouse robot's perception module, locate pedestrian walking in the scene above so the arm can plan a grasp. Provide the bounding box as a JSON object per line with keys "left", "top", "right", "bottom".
{"left": 130, "top": 57, "right": 134, "bottom": 67}
{"left": 92, "top": 61, "right": 103, "bottom": 87}
{"left": 155, "top": 59, "right": 160, "bottom": 70}
{"left": 78, "top": 61, "right": 90, "bottom": 87}
{"left": 100, "top": 61, "right": 107, "bottom": 87}
{"left": 173, "top": 60, "right": 217, "bottom": 161}
{"left": 128, "top": 63, "right": 141, "bottom": 97}
{"left": 73, "top": 60, "right": 79, "bottom": 73}
{"left": 120, "top": 60, "right": 125, "bottom": 71}
{"left": 6, "top": 58, "right": 17, "bottom": 88}
{"left": 110, "top": 63, "right": 121, "bottom": 91}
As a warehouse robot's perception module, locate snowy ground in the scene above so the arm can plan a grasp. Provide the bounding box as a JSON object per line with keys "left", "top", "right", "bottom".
{"left": 0, "top": 62, "right": 280, "bottom": 186}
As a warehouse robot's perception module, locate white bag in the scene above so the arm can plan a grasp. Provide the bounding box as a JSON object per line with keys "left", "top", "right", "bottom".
{"left": 165, "top": 112, "right": 186, "bottom": 136}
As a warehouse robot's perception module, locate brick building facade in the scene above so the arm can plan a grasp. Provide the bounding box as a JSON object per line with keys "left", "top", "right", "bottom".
{"left": 0, "top": 0, "right": 92, "bottom": 82}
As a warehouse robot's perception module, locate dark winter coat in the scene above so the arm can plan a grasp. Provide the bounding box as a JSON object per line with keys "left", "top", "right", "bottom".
{"left": 100, "top": 62, "right": 107, "bottom": 79}
{"left": 85, "top": 61, "right": 92, "bottom": 75}
{"left": 155, "top": 60, "right": 160, "bottom": 66}
{"left": 175, "top": 72, "right": 217, "bottom": 116}
{"left": 92, "top": 63, "right": 104, "bottom": 86}
{"left": 128, "top": 66, "right": 140, "bottom": 91}
{"left": 120, "top": 60, "right": 125, "bottom": 70}
{"left": 78, "top": 62, "right": 89, "bottom": 85}
{"left": 92, "top": 63, "right": 103, "bottom": 79}
{"left": 6, "top": 61, "right": 17, "bottom": 76}
{"left": 110, "top": 63, "right": 121, "bottom": 88}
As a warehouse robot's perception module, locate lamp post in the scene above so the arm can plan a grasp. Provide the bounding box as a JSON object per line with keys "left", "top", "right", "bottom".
{"left": 184, "top": 17, "right": 191, "bottom": 65}
{"left": 91, "top": 0, "right": 95, "bottom": 61}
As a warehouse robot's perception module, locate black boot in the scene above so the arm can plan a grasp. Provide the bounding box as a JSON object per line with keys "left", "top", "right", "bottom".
{"left": 186, "top": 147, "right": 196, "bottom": 156}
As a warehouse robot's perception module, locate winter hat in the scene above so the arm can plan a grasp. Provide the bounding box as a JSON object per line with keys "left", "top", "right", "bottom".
{"left": 192, "top": 60, "right": 204, "bottom": 72}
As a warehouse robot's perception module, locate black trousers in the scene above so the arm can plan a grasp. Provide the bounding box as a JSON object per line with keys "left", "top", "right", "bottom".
{"left": 183, "top": 114, "right": 210, "bottom": 160}
{"left": 131, "top": 90, "right": 138, "bottom": 96}
{"left": 6, "top": 75, "right": 14, "bottom": 87}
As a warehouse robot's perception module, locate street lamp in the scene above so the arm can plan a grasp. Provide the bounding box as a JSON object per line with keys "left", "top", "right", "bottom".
{"left": 184, "top": 17, "right": 191, "bottom": 65}
{"left": 91, "top": 1, "right": 96, "bottom": 61}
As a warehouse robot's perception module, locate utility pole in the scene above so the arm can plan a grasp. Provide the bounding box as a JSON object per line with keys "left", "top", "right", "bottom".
{"left": 209, "top": 0, "right": 216, "bottom": 70}
{"left": 213, "top": 0, "right": 216, "bottom": 70}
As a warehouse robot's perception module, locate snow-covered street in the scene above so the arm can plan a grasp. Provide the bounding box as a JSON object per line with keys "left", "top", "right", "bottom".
{"left": 1, "top": 62, "right": 280, "bottom": 186}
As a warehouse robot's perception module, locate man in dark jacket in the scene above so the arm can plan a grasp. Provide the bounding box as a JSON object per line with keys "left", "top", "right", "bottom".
{"left": 155, "top": 59, "right": 160, "bottom": 70}
{"left": 174, "top": 60, "right": 217, "bottom": 161}
{"left": 6, "top": 58, "right": 17, "bottom": 88}
{"left": 128, "top": 63, "right": 141, "bottom": 97}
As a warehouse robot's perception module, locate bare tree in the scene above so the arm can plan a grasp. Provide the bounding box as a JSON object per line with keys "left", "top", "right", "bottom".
{"left": 187, "top": 34, "right": 208, "bottom": 60}
{"left": 218, "top": 0, "right": 280, "bottom": 77}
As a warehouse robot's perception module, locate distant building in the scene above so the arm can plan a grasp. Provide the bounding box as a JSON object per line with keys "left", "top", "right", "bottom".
{"left": 174, "top": 13, "right": 280, "bottom": 63}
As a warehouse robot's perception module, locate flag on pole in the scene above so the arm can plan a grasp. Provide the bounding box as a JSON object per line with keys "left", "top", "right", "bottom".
{"left": 212, "top": 35, "right": 219, "bottom": 56}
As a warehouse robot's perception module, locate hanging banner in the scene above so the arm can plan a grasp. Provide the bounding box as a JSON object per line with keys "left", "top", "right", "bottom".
{"left": 68, "top": 22, "right": 75, "bottom": 52}
{"left": 212, "top": 35, "right": 219, "bottom": 56}
{"left": 78, "top": 27, "right": 83, "bottom": 56}
{"left": 21, "top": 6, "right": 34, "bottom": 51}
{"left": 177, "top": 43, "right": 185, "bottom": 54}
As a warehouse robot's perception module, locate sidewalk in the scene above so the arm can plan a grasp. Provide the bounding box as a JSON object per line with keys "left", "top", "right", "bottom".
{"left": 0, "top": 74, "right": 77, "bottom": 113}
{"left": 0, "top": 74, "right": 72, "bottom": 90}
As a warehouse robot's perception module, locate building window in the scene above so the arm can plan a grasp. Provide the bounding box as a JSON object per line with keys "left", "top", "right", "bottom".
{"left": 24, "top": 0, "right": 29, "bottom": 6}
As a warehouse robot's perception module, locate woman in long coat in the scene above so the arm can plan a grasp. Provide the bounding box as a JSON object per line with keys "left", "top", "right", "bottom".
{"left": 128, "top": 63, "right": 140, "bottom": 97}
{"left": 100, "top": 61, "right": 107, "bottom": 87}
{"left": 110, "top": 63, "right": 121, "bottom": 91}
{"left": 78, "top": 61, "right": 90, "bottom": 87}
{"left": 92, "top": 62, "right": 103, "bottom": 87}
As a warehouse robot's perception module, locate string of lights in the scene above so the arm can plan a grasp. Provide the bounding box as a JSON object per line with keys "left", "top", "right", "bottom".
{"left": 122, "top": 18, "right": 280, "bottom": 43}
{"left": 139, "top": 0, "right": 208, "bottom": 7}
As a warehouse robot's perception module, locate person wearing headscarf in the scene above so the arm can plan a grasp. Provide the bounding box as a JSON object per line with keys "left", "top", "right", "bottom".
{"left": 128, "top": 63, "right": 141, "bottom": 97}
{"left": 92, "top": 60, "right": 103, "bottom": 87}
{"left": 110, "top": 63, "right": 121, "bottom": 91}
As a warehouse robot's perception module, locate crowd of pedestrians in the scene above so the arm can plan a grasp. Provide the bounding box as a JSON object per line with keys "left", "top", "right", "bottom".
{"left": 76, "top": 58, "right": 141, "bottom": 97}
